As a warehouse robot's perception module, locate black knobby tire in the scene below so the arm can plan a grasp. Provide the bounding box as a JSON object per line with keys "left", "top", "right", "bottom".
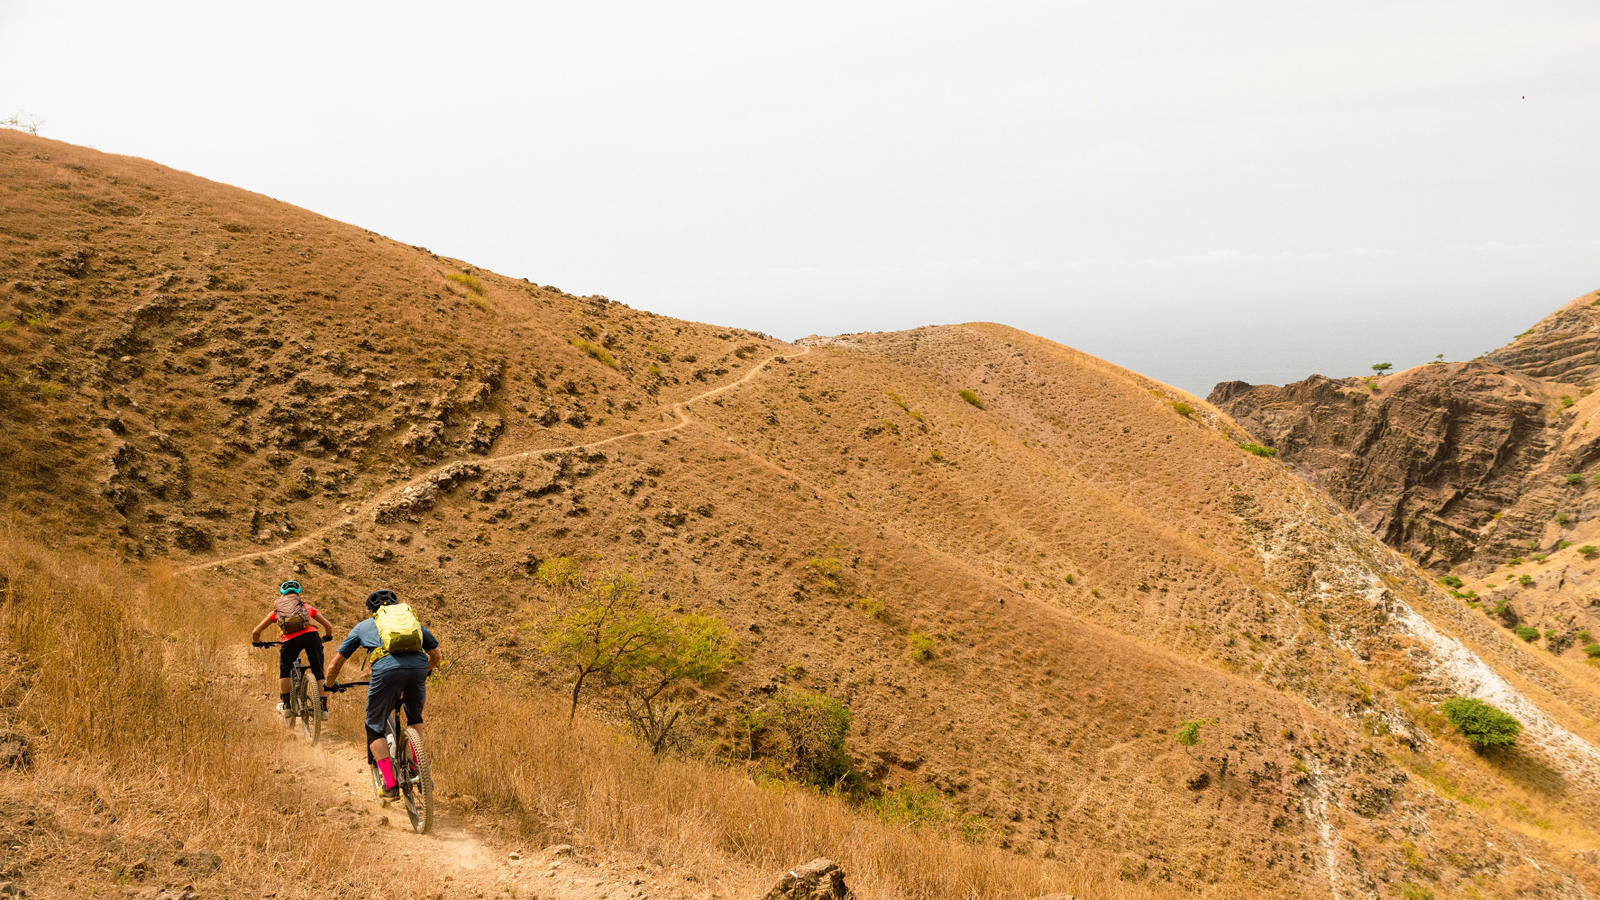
{"left": 298, "top": 676, "right": 321, "bottom": 745}
{"left": 399, "top": 726, "right": 434, "bottom": 835}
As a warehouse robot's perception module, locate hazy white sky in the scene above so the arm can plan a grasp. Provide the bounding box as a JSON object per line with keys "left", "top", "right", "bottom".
{"left": 3, "top": 1, "right": 1597, "bottom": 393}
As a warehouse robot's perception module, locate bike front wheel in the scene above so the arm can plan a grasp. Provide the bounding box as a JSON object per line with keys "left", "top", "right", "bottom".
{"left": 399, "top": 726, "right": 434, "bottom": 835}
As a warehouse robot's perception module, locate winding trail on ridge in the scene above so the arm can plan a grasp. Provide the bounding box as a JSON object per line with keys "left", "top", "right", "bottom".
{"left": 179, "top": 346, "right": 811, "bottom": 576}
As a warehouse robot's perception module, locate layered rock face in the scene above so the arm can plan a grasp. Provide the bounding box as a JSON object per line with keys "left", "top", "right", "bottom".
{"left": 1210, "top": 361, "right": 1556, "bottom": 568}
{"left": 1211, "top": 292, "right": 1600, "bottom": 573}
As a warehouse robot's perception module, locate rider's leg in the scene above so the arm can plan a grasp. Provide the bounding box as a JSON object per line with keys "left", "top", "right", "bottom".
{"left": 304, "top": 638, "right": 329, "bottom": 711}
{"left": 277, "top": 641, "right": 296, "bottom": 711}
{"left": 366, "top": 669, "right": 402, "bottom": 792}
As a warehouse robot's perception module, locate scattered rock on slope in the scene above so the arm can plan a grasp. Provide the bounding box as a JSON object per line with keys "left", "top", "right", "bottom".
{"left": 759, "top": 858, "right": 853, "bottom": 900}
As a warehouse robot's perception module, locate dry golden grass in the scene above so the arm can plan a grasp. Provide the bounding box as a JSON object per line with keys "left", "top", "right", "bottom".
{"left": 427, "top": 673, "right": 1262, "bottom": 900}
{"left": 0, "top": 528, "right": 430, "bottom": 897}
{"left": 0, "top": 525, "right": 1275, "bottom": 898}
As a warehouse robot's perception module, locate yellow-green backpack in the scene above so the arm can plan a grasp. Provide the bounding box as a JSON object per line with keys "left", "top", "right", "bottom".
{"left": 370, "top": 603, "right": 424, "bottom": 664}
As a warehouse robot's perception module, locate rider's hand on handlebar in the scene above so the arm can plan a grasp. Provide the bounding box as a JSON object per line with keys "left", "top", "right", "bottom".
{"left": 321, "top": 634, "right": 333, "bottom": 643}
{"left": 251, "top": 640, "right": 268, "bottom": 648}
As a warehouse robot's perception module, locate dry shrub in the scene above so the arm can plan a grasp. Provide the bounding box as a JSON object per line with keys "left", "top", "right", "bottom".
{"left": 427, "top": 681, "right": 1196, "bottom": 900}
{"left": 0, "top": 530, "right": 426, "bottom": 896}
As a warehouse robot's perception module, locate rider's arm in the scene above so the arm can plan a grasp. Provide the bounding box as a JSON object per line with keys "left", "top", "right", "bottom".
{"left": 324, "top": 651, "right": 348, "bottom": 685}
{"left": 249, "top": 612, "right": 275, "bottom": 642}
{"left": 311, "top": 609, "right": 333, "bottom": 637}
{"left": 426, "top": 647, "right": 442, "bottom": 673}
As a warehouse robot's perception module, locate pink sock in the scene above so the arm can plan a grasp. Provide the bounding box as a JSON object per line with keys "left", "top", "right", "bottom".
{"left": 378, "top": 757, "right": 397, "bottom": 789}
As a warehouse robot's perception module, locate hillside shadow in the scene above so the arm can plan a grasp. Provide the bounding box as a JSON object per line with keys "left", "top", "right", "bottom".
{"left": 1481, "top": 745, "right": 1567, "bottom": 799}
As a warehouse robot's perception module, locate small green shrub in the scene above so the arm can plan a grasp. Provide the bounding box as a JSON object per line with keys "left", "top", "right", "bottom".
{"left": 1562, "top": 395, "right": 1576, "bottom": 409}
{"left": 1505, "top": 557, "right": 1524, "bottom": 567}
{"left": 1531, "top": 553, "right": 1548, "bottom": 562}
{"left": 283, "top": 475, "right": 312, "bottom": 500}
{"left": 647, "top": 363, "right": 662, "bottom": 378}
{"left": 885, "top": 390, "right": 908, "bottom": 410}
{"left": 1517, "top": 574, "right": 1533, "bottom": 586}
{"left": 755, "top": 687, "right": 855, "bottom": 788}
{"left": 868, "top": 783, "right": 949, "bottom": 827}
{"left": 958, "top": 389, "right": 984, "bottom": 409}
{"left": 1371, "top": 362, "right": 1393, "bottom": 373}
{"left": 1397, "top": 883, "right": 1435, "bottom": 900}
{"left": 805, "top": 557, "right": 843, "bottom": 593}
{"left": 927, "top": 449, "right": 944, "bottom": 463}
{"left": 1584, "top": 644, "right": 1600, "bottom": 659}
{"left": 858, "top": 597, "right": 887, "bottom": 619}
{"left": 534, "top": 556, "right": 584, "bottom": 590}
{"left": 1582, "top": 545, "right": 1600, "bottom": 558}
{"left": 1559, "top": 540, "right": 1573, "bottom": 550}
{"left": 1557, "top": 513, "right": 1571, "bottom": 525}
{"left": 1515, "top": 625, "right": 1540, "bottom": 641}
{"left": 1567, "top": 473, "right": 1584, "bottom": 485}
{"left": 1168, "top": 401, "right": 1194, "bottom": 418}
{"left": 1439, "top": 697, "right": 1522, "bottom": 748}
{"left": 1176, "top": 718, "right": 1213, "bottom": 747}
{"left": 1438, "top": 575, "right": 1464, "bottom": 589}
{"left": 23, "top": 312, "right": 50, "bottom": 328}
{"left": 570, "top": 338, "right": 618, "bottom": 369}
{"left": 1240, "top": 443, "right": 1278, "bottom": 458}
{"left": 1577, "top": 629, "right": 1591, "bottom": 642}
{"left": 445, "top": 272, "right": 485, "bottom": 295}
{"left": 908, "top": 633, "right": 934, "bottom": 661}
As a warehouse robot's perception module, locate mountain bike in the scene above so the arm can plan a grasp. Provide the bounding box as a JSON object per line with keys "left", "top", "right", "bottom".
{"left": 252, "top": 639, "right": 328, "bottom": 746}
{"left": 325, "top": 679, "right": 434, "bottom": 834}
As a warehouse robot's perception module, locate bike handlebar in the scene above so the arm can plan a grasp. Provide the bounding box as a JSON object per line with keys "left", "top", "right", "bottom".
{"left": 324, "top": 681, "right": 370, "bottom": 693}
{"left": 252, "top": 634, "right": 334, "bottom": 647}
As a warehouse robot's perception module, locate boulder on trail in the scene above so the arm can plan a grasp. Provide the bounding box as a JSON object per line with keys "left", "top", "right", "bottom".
{"left": 759, "top": 858, "right": 853, "bottom": 900}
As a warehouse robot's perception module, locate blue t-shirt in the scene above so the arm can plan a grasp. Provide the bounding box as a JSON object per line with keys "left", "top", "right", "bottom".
{"left": 338, "top": 617, "right": 439, "bottom": 674}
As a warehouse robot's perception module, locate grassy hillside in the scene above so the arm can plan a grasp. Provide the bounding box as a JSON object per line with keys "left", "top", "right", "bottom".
{"left": 3, "top": 130, "right": 1600, "bottom": 898}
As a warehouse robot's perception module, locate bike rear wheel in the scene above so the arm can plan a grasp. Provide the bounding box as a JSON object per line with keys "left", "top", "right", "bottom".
{"left": 297, "top": 675, "right": 321, "bottom": 745}
{"left": 398, "top": 726, "right": 434, "bottom": 834}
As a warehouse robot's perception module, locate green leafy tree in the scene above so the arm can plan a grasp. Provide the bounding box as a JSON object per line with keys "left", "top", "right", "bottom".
{"left": 540, "top": 571, "right": 659, "bottom": 722}
{"left": 613, "top": 611, "right": 738, "bottom": 753}
{"left": 539, "top": 570, "right": 738, "bottom": 752}
{"left": 1371, "top": 362, "right": 1393, "bottom": 374}
{"left": 1439, "top": 697, "right": 1522, "bottom": 749}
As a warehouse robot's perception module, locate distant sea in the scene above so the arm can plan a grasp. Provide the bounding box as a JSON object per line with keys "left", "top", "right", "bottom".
{"left": 1058, "top": 312, "right": 1548, "bottom": 398}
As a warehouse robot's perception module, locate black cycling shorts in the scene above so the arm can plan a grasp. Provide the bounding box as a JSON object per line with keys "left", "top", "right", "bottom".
{"left": 365, "top": 665, "right": 427, "bottom": 743}
{"left": 279, "top": 630, "right": 326, "bottom": 680}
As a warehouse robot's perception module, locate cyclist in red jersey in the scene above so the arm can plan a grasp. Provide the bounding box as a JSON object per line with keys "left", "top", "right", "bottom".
{"left": 249, "top": 580, "right": 335, "bottom": 720}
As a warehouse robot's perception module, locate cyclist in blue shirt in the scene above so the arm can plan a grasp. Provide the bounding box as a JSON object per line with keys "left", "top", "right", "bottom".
{"left": 325, "top": 589, "right": 441, "bottom": 800}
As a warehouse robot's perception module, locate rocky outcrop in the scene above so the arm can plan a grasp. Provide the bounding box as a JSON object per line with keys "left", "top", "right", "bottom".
{"left": 1210, "top": 361, "right": 1562, "bottom": 568}
{"left": 759, "top": 859, "right": 853, "bottom": 900}
{"left": 1210, "top": 291, "right": 1600, "bottom": 575}
{"left": 1489, "top": 298, "right": 1600, "bottom": 384}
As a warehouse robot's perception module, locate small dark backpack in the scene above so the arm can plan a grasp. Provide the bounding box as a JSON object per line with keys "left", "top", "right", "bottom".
{"left": 275, "top": 594, "right": 310, "bottom": 634}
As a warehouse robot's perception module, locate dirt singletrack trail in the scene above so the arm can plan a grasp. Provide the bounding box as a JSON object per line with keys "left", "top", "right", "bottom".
{"left": 180, "top": 346, "right": 810, "bottom": 577}
{"left": 243, "top": 686, "right": 706, "bottom": 900}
